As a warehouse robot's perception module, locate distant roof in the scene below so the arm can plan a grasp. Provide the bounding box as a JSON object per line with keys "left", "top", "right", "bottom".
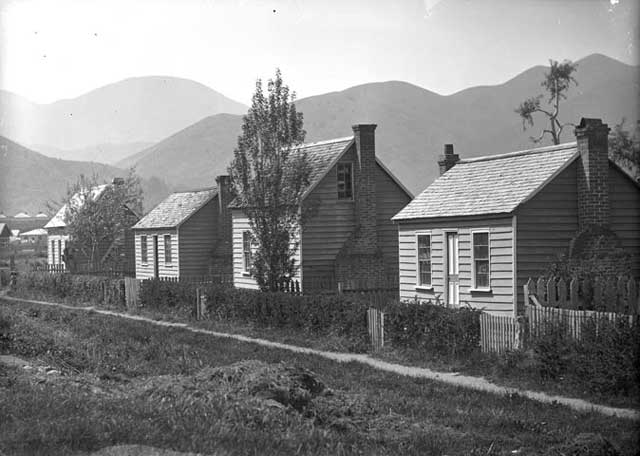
{"left": 14, "top": 212, "right": 30, "bottom": 218}
{"left": 21, "top": 228, "right": 47, "bottom": 236}
{"left": 10, "top": 229, "right": 20, "bottom": 237}
{"left": 133, "top": 188, "right": 218, "bottom": 229}
{"left": 45, "top": 184, "right": 109, "bottom": 229}
{"left": 0, "top": 223, "right": 10, "bottom": 237}
{"left": 393, "top": 142, "right": 579, "bottom": 221}
{"left": 35, "top": 212, "right": 49, "bottom": 218}
{"left": 0, "top": 213, "right": 6, "bottom": 218}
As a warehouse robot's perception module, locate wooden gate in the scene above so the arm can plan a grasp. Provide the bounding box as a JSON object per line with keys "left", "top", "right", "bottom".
{"left": 124, "top": 277, "right": 141, "bottom": 310}
{"left": 479, "top": 312, "right": 523, "bottom": 353}
{"left": 367, "top": 308, "right": 384, "bottom": 352}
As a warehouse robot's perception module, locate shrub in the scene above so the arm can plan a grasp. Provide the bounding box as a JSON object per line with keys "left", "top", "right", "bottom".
{"left": 382, "top": 299, "right": 481, "bottom": 358}
{"left": 10, "top": 271, "right": 125, "bottom": 308}
{"left": 138, "top": 279, "right": 202, "bottom": 318}
{"left": 529, "top": 316, "right": 640, "bottom": 398}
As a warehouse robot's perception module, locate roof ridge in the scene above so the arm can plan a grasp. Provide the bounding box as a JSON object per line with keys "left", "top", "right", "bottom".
{"left": 459, "top": 142, "right": 577, "bottom": 164}
{"left": 297, "top": 136, "right": 353, "bottom": 148}
{"left": 171, "top": 186, "right": 217, "bottom": 194}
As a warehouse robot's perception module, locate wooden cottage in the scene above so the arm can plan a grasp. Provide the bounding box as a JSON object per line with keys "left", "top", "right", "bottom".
{"left": 393, "top": 118, "right": 640, "bottom": 316}
{"left": 231, "top": 124, "right": 413, "bottom": 291}
{"left": 44, "top": 180, "right": 140, "bottom": 271}
{"left": 132, "top": 176, "right": 233, "bottom": 279}
{"left": 0, "top": 223, "right": 10, "bottom": 248}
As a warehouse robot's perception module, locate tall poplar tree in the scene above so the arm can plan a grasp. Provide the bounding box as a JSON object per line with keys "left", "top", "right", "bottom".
{"left": 229, "top": 69, "right": 311, "bottom": 291}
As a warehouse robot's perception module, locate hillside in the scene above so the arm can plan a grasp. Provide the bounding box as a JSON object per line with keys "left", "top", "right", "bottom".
{"left": 122, "top": 54, "right": 640, "bottom": 195}
{"left": 0, "top": 136, "right": 171, "bottom": 215}
{"left": 0, "top": 76, "right": 248, "bottom": 156}
{"left": 30, "top": 141, "right": 155, "bottom": 165}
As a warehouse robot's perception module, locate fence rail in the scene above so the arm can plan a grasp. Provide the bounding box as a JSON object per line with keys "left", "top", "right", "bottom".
{"left": 524, "top": 275, "right": 639, "bottom": 313}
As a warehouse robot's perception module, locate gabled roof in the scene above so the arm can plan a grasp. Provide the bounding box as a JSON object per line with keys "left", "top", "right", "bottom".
{"left": 45, "top": 184, "right": 109, "bottom": 229}
{"left": 393, "top": 142, "right": 579, "bottom": 221}
{"left": 14, "top": 212, "right": 30, "bottom": 218}
{"left": 133, "top": 187, "right": 217, "bottom": 230}
{"left": 21, "top": 228, "right": 47, "bottom": 236}
{"left": 0, "top": 223, "right": 10, "bottom": 237}
{"left": 230, "top": 135, "right": 412, "bottom": 208}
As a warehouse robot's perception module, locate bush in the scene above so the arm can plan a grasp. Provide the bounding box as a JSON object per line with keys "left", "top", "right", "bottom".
{"left": 530, "top": 316, "right": 640, "bottom": 398}
{"left": 383, "top": 299, "right": 481, "bottom": 358}
{"left": 197, "top": 285, "right": 481, "bottom": 357}
{"left": 138, "top": 279, "right": 200, "bottom": 317}
{"left": 10, "top": 271, "right": 125, "bottom": 308}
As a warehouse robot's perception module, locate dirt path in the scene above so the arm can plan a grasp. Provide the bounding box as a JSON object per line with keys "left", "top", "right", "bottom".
{"left": 2, "top": 294, "right": 638, "bottom": 421}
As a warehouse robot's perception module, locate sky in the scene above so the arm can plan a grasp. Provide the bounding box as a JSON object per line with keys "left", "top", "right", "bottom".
{"left": 0, "top": 0, "right": 638, "bottom": 105}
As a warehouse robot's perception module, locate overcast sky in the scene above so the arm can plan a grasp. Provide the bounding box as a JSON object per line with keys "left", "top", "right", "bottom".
{"left": 0, "top": 0, "right": 637, "bottom": 105}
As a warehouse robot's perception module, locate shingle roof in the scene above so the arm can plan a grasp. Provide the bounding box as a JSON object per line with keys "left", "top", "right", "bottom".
{"left": 45, "top": 184, "right": 109, "bottom": 229}
{"left": 0, "top": 223, "right": 10, "bottom": 237}
{"left": 133, "top": 188, "right": 217, "bottom": 229}
{"left": 229, "top": 137, "right": 354, "bottom": 208}
{"left": 393, "top": 142, "right": 579, "bottom": 221}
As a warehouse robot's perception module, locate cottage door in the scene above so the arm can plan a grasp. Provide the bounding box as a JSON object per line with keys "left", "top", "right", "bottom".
{"left": 446, "top": 232, "right": 459, "bottom": 306}
{"left": 153, "top": 235, "right": 159, "bottom": 278}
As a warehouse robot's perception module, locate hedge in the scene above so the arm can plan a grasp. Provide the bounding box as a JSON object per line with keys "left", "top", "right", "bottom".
{"left": 10, "top": 271, "right": 125, "bottom": 308}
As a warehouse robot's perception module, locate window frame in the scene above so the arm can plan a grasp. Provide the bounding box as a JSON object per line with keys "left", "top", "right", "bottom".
{"left": 242, "top": 230, "right": 253, "bottom": 275}
{"left": 140, "top": 235, "right": 148, "bottom": 264}
{"left": 471, "top": 229, "right": 491, "bottom": 291}
{"left": 163, "top": 234, "right": 172, "bottom": 264}
{"left": 336, "top": 162, "right": 354, "bottom": 200}
{"left": 415, "top": 232, "right": 433, "bottom": 290}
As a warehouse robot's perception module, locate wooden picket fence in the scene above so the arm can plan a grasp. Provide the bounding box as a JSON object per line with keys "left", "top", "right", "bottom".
{"left": 367, "top": 307, "right": 384, "bottom": 352}
{"left": 523, "top": 275, "right": 639, "bottom": 314}
{"left": 479, "top": 312, "right": 523, "bottom": 353}
{"left": 525, "top": 304, "right": 636, "bottom": 340}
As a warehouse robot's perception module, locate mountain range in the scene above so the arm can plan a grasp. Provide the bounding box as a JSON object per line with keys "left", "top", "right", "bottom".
{"left": 118, "top": 54, "right": 640, "bottom": 195}
{"left": 0, "top": 136, "right": 170, "bottom": 215}
{"left": 0, "top": 76, "right": 247, "bottom": 156}
{"left": 1, "top": 53, "right": 638, "bottom": 215}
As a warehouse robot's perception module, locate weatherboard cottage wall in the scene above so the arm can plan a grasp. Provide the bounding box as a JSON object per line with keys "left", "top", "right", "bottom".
{"left": 135, "top": 230, "right": 179, "bottom": 279}
{"left": 608, "top": 164, "right": 640, "bottom": 278}
{"left": 231, "top": 209, "right": 301, "bottom": 289}
{"left": 178, "top": 197, "right": 218, "bottom": 277}
{"left": 398, "top": 217, "right": 515, "bottom": 315}
{"left": 514, "top": 161, "right": 579, "bottom": 311}
{"left": 300, "top": 144, "right": 358, "bottom": 282}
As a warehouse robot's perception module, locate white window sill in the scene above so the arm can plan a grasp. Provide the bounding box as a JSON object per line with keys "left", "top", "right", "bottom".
{"left": 242, "top": 271, "right": 252, "bottom": 277}
{"left": 469, "top": 288, "right": 492, "bottom": 293}
{"left": 414, "top": 285, "right": 434, "bottom": 292}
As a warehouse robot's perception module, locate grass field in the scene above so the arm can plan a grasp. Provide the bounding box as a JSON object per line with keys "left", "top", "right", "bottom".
{"left": 1, "top": 298, "right": 637, "bottom": 456}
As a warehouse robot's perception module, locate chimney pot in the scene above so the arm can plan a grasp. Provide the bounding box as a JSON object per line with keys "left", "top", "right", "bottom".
{"left": 444, "top": 144, "right": 454, "bottom": 155}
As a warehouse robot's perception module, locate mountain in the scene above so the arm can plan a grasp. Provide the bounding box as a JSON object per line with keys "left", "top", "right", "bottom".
{"left": 0, "top": 136, "right": 171, "bottom": 215}
{"left": 122, "top": 54, "right": 640, "bottom": 195}
{"left": 30, "top": 141, "right": 155, "bottom": 165}
{"left": 0, "top": 76, "right": 248, "bottom": 157}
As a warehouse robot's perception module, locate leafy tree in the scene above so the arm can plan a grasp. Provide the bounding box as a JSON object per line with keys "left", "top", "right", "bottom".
{"left": 62, "top": 170, "right": 143, "bottom": 268}
{"left": 609, "top": 118, "right": 640, "bottom": 182}
{"left": 229, "top": 69, "right": 311, "bottom": 292}
{"left": 516, "top": 59, "right": 578, "bottom": 144}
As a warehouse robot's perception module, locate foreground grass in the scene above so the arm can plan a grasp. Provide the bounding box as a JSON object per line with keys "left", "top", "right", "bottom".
{"left": 1, "top": 299, "right": 638, "bottom": 456}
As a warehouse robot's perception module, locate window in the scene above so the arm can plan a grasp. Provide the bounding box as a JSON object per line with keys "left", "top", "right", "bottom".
{"left": 51, "top": 240, "right": 55, "bottom": 262}
{"left": 58, "top": 240, "right": 62, "bottom": 265}
{"left": 472, "top": 231, "right": 490, "bottom": 289}
{"left": 417, "top": 234, "right": 432, "bottom": 287}
{"left": 242, "top": 231, "right": 252, "bottom": 273}
{"left": 337, "top": 163, "right": 353, "bottom": 199}
{"left": 141, "top": 235, "right": 148, "bottom": 263}
{"left": 164, "top": 235, "right": 172, "bottom": 264}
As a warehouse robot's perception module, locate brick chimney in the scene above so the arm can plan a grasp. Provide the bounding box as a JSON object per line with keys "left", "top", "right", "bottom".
{"left": 574, "top": 118, "right": 610, "bottom": 229}
{"left": 438, "top": 144, "right": 459, "bottom": 175}
{"left": 352, "top": 124, "right": 378, "bottom": 253}
{"left": 215, "top": 175, "right": 233, "bottom": 259}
